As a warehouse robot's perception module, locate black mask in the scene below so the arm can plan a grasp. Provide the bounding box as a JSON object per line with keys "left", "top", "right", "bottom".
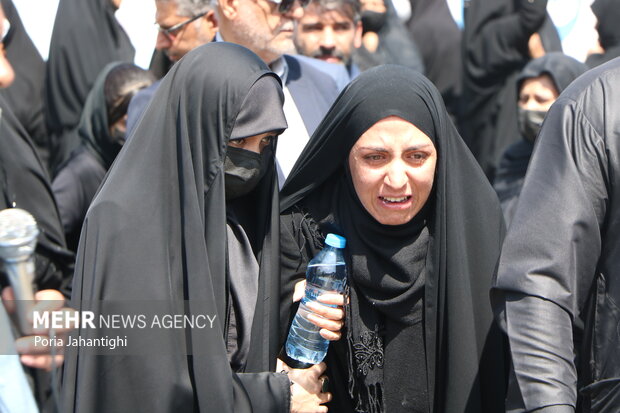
{"left": 224, "top": 146, "right": 269, "bottom": 201}
{"left": 361, "top": 10, "right": 387, "bottom": 34}
{"left": 518, "top": 107, "right": 547, "bottom": 143}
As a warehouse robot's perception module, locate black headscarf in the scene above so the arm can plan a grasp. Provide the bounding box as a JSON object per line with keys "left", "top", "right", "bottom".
{"left": 62, "top": 42, "right": 289, "bottom": 412}
{"left": 58, "top": 62, "right": 154, "bottom": 170}
{"left": 586, "top": 0, "right": 620, "bottom": 67}
{"left": 0, "top": 0, "right": 49, "bottom": 169}
{"left": 494, "top": 52, "right": 587, "bottom": 226}
{"left": 44, "top": 0, "right": 134, "bottom": 170}
{"left": 281, "top": 65, "right": 506, "bottom": 413}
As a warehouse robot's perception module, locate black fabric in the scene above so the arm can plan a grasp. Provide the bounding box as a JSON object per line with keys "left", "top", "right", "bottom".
{"left": 0, "top": 0, "right": 49, "bottom": 170}
{"left": 230, "top": 75, "right": 287, "bottom": 140}
{"left": 0, "top": 96, "right": 74, "bottom": 295}
{"left": 281, "top": 65, "right": 506, "bottom": 413}
{"left": 494, "top": 52, "right": 587, "bottom": 227}
{"left": 459, "top": 0, "right": 561, "bottom": 180}
{"left": 590, "top": 0, "right": 620, "bottom": 51}
{"left": 44, "top": 0, "right": 134, "bottom": 171}
{"left": 515, "top": 52, "right": 588, "bottom": 95}
{"left": 52, "top": 62, "right": 155, "bottom": 251}
{"left": 586, "top": 0, "right": 620, "bottom": 68}
{"left": 51, "top": 147, "right": 105, "bottom": 252}
{"left": 226, "top": 209, "right": 260, "bottom": 372}
{"left": 406, "top": 0, "right": 462, "bottom": 117}
{"left": 492, "top": 57, "right": 620, "bottom": 413}
{"left": 68, "top": 62, "right": 124, "bottom": 171}
{"left": 62, "top": 43, "right": 290, "bottom": 412}
{"left": 353, "top": 0, "right": 425, "bottom": 74}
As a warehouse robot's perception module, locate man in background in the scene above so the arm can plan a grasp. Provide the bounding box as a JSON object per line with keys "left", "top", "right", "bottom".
{"left": 293, "top": 0, "right": 362, "bottom": 80}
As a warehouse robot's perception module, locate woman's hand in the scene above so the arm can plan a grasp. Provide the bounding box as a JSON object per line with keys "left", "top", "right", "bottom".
{"left": 292, "top": 280, "right": 346, "bottom": 341}
{"left": 2, "top": 287, "right": 74, "bottom": 371}
{"left": 278, "top": 358, "right": 331, "bottom": 413}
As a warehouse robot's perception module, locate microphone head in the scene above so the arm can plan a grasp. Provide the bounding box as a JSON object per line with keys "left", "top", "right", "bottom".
{"left": 0, "top": 208, "right": 39, "bottom": 262}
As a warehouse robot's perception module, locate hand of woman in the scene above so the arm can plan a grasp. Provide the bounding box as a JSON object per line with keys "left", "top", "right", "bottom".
{"left": 292, "top": 280, "right": 346, "bottom": 341}
{"left": 2, "top": 287, "right": 74, "bottom": 371}
{"left": 277, "top": 358, "right": 331, "bottom": 413}
{"left": 307, "top": 295, "right": 346, "bottom": 341}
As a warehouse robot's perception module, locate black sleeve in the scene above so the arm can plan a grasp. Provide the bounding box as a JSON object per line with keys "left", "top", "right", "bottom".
{"left": 279, "top": 209, "right": 323, "bottom": 344}
{"left": 493, "top": 96, "right": 608, "bottom": 410}
{"left": 465, "top": 0, "right": 547, "bottom": 80}
{"left": 52, "top": 164, "right": 83, "bottom": 235}
{"left": 236, "top": 372, "right": 290, "bottom": 413}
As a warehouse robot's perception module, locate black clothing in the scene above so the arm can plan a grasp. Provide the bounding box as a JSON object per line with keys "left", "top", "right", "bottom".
{"left": 45, "top": 0, "right": 134, "bottom": 171}
{"left": 52, "top": 63, "right": 126, "bottom": 251}
{"left": 62, "top": 43, "right": 291, "bottom": 413}
{"left": 353, "top": 0, "right": 425, "bottom": 74}
{"left": 492, "top": 57, "right": 620, "bottom": 413}
{"left": 52, "top": 147, "right": 105, "bottom": 252}
{"left": 0, "top": 0, "right": 49, "bottom": 169}
{"left": 585, "top": 0, "right": 620, "bottom": 68}
{"left": 406, "top": 0, "right": 462, "bottom": 117}
{"left": 280, "top": 65, "right": 506, "bottom": 413}
{"left": 460, "top": 0, "right": 561, "bottom": 180}
{"left": 0, "top": 96, "right": 73, "bottom": 295}
{"left": 493, "top": 53, "right": 587, "bottom": 226}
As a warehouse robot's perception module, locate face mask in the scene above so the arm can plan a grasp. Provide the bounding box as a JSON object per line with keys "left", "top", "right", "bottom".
{"left": 361, "top": 10, "right": 387, "bottom": 34}
{"left": 224, "top": 146, "right": 268, "bottom": 201}
{"left": 518, "top": 107, "right": 547, "bottom": 143}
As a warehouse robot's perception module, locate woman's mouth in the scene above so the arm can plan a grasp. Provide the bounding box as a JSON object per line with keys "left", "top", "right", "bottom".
{"left": 379, "top": 195, "right": 412, "bottom": 205}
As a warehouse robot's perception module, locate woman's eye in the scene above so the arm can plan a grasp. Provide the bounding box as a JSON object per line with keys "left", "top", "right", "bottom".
{"left": 364, "top": 154, "right": 384, "bottom": 161}
{"left": 261, "top": 135, "right": 273, "bottom": 144}
{"left": 408, "top": 152, "right": 428, "bottom": 163}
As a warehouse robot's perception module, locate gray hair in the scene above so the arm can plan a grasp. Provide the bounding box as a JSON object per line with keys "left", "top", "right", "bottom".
{"left": 311, "top": 0, "right": 361, "bottom": 22}
{"left": 157, "top": 0, "right": 214, "bottom": 17}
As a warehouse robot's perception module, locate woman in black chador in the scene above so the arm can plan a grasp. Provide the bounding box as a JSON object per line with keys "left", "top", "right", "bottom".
{"left": 52, "top": 62, "right": 155, "bottom": 252}
{"left": 280, "top": 65, "right": 507, "bottom": 413}
{"left": 45, "top": 0, "right": 134, "bottom": 171}
{"left": 493, "top": 53, "right": 587, "bottom": 227}
{"left": 62, "top": 43, "right": 330, "bottom": 413}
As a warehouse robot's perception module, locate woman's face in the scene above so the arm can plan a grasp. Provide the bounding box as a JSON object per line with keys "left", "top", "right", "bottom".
{"left": 518, "top": 74, "right": 558, "bottom": 111}
{"left": 348, "top": 116, "right": 437, "bottom": 226}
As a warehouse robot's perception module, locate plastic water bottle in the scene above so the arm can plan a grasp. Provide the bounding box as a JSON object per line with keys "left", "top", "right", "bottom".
{"left": 285, "top": 233, "right": 347, "bottom": 366}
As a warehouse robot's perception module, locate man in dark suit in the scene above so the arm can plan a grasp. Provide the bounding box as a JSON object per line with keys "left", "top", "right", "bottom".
{"left": 216, "top": 0, "right": 342, "bottom": 185}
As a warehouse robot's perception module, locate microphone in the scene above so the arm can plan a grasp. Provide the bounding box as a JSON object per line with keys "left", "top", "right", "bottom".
{"left": 0, "top": 208, "right": 39, "bottom": 335}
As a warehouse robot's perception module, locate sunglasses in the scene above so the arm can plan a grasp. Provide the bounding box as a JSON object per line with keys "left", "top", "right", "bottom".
{"left": 266, "top": 0, "right": 311, "bottom": 14}
{"left": 156, "top": 12, "right": 207, "bottom": 40}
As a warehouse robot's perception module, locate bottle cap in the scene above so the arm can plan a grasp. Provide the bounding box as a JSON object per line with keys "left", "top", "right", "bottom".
{"left": 325, "top": 233, "right": 346, "bottom": 248}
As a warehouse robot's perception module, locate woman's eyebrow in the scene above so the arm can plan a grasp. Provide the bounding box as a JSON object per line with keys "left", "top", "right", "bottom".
{"left": 358, "top": 146, "right": 389, "bottom": 152}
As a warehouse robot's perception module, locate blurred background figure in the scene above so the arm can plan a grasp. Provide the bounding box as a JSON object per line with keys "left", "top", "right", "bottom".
{"left": 125, "top": 0, "right": 217, "bottom": 134}
{"left": 44, "top": 0, "right": 134, "bottom": 172}
{"left": 493, "top": 52, "right": 587, "bottom": 227}
{"left": 0, "top": 4, "right": 74, "bottom": 412}
{"left": 52, "top": 63, "right": 155, "bottom": 252}
{"left": 0, "top": 0, "right": 49, "bottom": 171}
{"left": 293, "top": 0, "right": 363, "bottom": 80}
{"left": 459, "top": 0, "right": 561, "bottom": 181}
{"left": 353, "top": 0, "right": 424, "bottom": 73}
{"left": 585, "top": 0, "right": 620, "bottom": 68}
{"left": 405, "top": 0, "right": 462, "bottom": 119}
